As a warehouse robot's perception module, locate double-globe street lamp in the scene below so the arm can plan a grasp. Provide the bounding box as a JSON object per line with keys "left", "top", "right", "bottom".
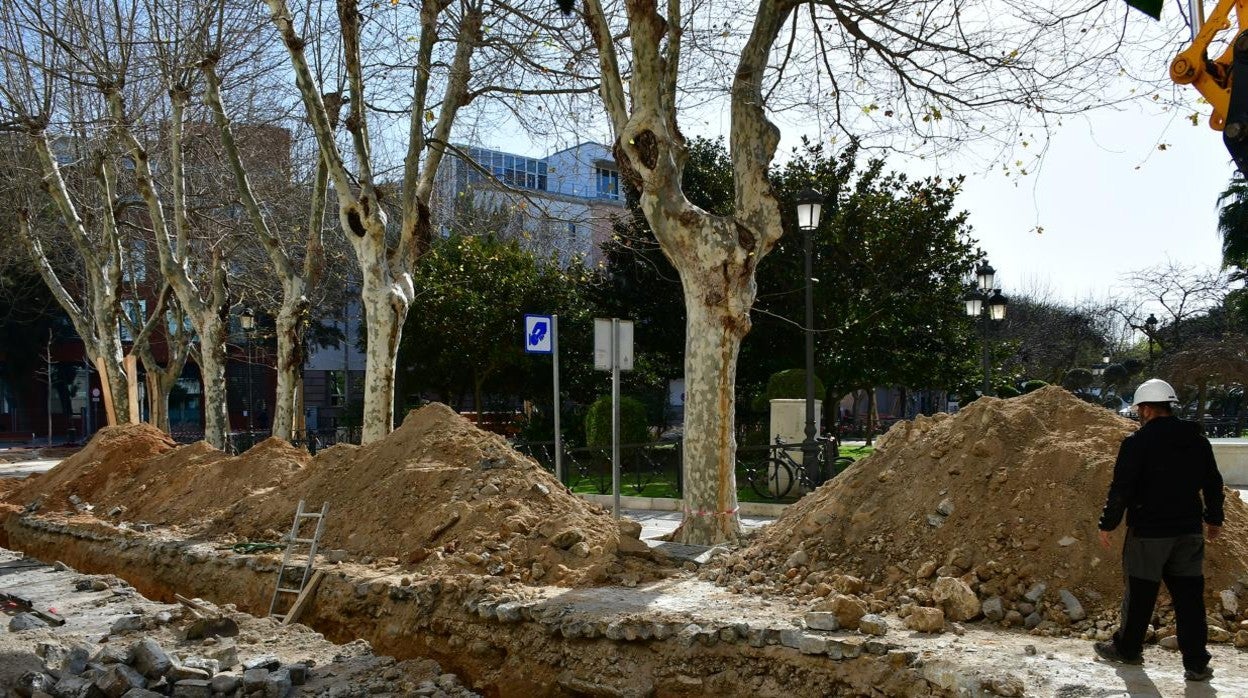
{"left": 795, "top": 188, "right": 825, "bottom": 483}
{"left": 1145, "top": 313, "right": 1159, "bottom": 367}
{"left": 963, "top": 261, "right": 1008, "bottom": 397}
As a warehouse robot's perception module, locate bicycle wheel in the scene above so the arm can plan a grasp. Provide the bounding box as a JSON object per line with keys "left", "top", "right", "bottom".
{"left": 750, "top": 458, "right": 796, "bottom": 499}
{"left": 830, "top": 456, "right": 855, "bottom": 478}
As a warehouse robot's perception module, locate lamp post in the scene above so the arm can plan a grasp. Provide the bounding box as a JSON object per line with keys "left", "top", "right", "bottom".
{"left": 963, "top": 261, "right": 1008, "bottom": 396}
{"left": 795, "top": 188, "right": 824, "bottom": 483}
{"left": 1145, "top": 313, "right": 1159, "bottom": 367}
{"left": 241, "top": 308, "right": 255, "bottom": 448}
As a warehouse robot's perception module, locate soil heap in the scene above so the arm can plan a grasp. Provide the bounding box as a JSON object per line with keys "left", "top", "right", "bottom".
{"left": 725, "top": 387, "right": 1248, "bottom": 627}
{"left": 4, "top": 404, "right": 662, "bottom": 587}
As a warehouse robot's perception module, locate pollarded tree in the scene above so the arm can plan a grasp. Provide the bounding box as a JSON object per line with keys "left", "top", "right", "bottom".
{"left": 264, "top": 0, "right": 593, "bottom": 443}
{"left": 579, "top": 0, "right": 1139, "bottom": 544}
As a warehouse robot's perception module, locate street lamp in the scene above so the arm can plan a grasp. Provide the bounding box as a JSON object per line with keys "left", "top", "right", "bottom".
{"left": 1145, "top": 313, "right": 1159, "bottom": 366}
{"left": 795, "top": 188, "right": 824, "bottom": 483}
{"left": 241, "top": 308, "right": 255, "bottom": 448}
{"left": 964, "top": 261, "right": 1008, "bottom": 396}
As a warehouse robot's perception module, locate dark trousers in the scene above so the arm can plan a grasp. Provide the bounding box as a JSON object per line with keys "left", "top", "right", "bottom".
{"left": 1114, "top": 532, "right": 1211, "bottom": 671}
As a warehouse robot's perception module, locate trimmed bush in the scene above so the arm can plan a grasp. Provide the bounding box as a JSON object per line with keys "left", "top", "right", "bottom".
{"left": 1021, "top": 379, "right": 1048, "bottom": 394}
{"left": 585, "top": 395, "right": 650, "bottom": 447}
{"left": 996, "top": 385, "right": 1021, "bottom": 399}
{"left": 764, "top": 369, "right": 826, "bottom": 402}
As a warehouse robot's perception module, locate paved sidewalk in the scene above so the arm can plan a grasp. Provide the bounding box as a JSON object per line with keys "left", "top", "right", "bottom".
{"left": 0, "top": 457, "right": 61, "bottom": 479}
{"left": 623, "top": 508, "right": 776, "bottom": 542}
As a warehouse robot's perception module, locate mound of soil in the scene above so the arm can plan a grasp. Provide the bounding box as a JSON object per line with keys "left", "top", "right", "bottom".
{"left": 4, "top": 404, "right": 663, "bottom": 587}
{"left": 210, "top": 403, "right": 655, "bottom": 586}
{"left": 11, "top": 424, "right": 176, "bottom": 513}
{"left": 731, "top": 387, "right": 1248, "bottom": 617}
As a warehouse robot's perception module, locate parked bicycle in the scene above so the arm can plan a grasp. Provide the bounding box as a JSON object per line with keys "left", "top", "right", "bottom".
{"left": 745, "top": 436, "right": 855, "bottom": 499}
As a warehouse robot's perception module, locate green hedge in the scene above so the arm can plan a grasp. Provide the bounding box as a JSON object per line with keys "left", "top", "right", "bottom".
{"left": 1021, "top": 379, "right": 1048, "bottom": 394}
{"left": 585, "top": 395, "right": 650, "bottom": 447}
{"left": 764, "top": 369, "right": 826, "bottom": 401}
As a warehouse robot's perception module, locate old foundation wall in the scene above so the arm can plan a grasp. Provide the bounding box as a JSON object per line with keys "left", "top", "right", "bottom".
{"left": 6, "top": 515, "right": 947, "bottom": 698}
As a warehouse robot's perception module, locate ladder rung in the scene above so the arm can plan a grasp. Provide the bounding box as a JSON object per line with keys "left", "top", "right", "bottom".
{"left": 271, "top": 614, "right": 286, "bottom": 620}
{"left": 293, "top": 538, "right": 316, "bottom": 544}
{"left": 277, "top": 587, "right": 302, "bottom": 594}
{"left": 298, "top": 513, "right": 322, "bottom": 519}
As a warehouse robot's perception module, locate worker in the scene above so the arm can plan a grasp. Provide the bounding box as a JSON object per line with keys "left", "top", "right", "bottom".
{"left": 1093, "top": 378, "right": 1224, "bottom": 682}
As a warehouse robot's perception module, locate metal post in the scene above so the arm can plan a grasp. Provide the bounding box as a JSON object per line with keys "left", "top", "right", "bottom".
{"left": 552, "top": 314, "right": 563, "bottom": 484}
{"left": 611, "top": 318, "right": 621, "bottom": 519}
{"left": 46, "top": 330, "right": 53, "bottom": 446}
{"left": 981, "top": 308, "right": 991, "bottom": 397}
{"left": 246, "top": 330, "right": 254, "bottom": 446}
{"left": 802, "top": 228, "right": 819, "bottom": 482}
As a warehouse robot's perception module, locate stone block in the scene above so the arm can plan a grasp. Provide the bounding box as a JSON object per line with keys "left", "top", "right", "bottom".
{"left": 242, "top": 668, "right": 270, "bottom": 693}
{"left": 981, "top": 596, "right": 1005, "bottom": 622}
{"left": 858, "top": 614, "right": 888, "bottom": 636}
{"left": 803, "top": 612, "right": 839, "bottom": 632}
{"left": 170, "top": 679, "right": 212, "bottom": 698}
{"left": 209, "top": 674, "right": 240, "bottom": 694}
{"left": 165, "top": 664, "right": 210, "bottom": 683}
{"left": 9, "top": 613, "right": 49, "bottom": 632}
{"left": 95, "top": 665, "right": 145, "bottom": 698}
{"left": 932, "top": 577, "right": 980, "bottom": 621}
{"left": 1059, "top": 589, "right": 1086, "bottom": 622}
{"left": 242, "top": 655, "right": 280, "bottom": 672}
{"left": 130, "top": 639, "right": 171, "bottom": 680}
{"left": 286, "top": 664, "right": 308, "bottom": 686}
{"left": 264, "top": 668, "right": 292, "bottom": 698}
{"left": 797, "top": 633, "right": 829, "bottom": 655}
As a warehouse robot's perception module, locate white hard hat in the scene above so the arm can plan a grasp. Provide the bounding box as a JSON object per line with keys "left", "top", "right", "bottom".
{"left": 1131, "top": 378, "right": 1178, "bottom": 407}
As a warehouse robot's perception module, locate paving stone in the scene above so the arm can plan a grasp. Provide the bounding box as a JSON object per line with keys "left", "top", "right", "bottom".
{"left": 858, "top": 614, "right": 888, "bottom": 636}
{"left": 120, "top": 690, "right": 165, "bottom": 698}
{"left": 9, "top": 613, "right": 50, "bottom": 631}
{"left": 242, "top": 668, "right": 270, "bottom": 693}
{"left": 95, "top": 665, "right": 146, "bottom": 698}
{"left": 16, "top": 672, "right": 55, "bottom": 697}
{"left": 165, "top": 663, "right": 210, "bottom": 682}
{"left": 209, "top": 674, "right": 241, "bottom": 694}
{"left": 803, "top": 611, "right": 839, "bottom": 632}
{"left": 982, "top": 596, "right": 1005, "bottom": 622}
{"left": 130, "top": 638, "right": 171, "bottom": 679}
{"left": 170, "top": 679, "right": 212, "bottom": 697}
{"left": 264, "top": 668, "right": 292, "bottom": 698}
{"left": 797, "top": 633, "right": 829, "bottom": 655}
{"left": 242, "top": 655, "right": 280, "bottom": 671}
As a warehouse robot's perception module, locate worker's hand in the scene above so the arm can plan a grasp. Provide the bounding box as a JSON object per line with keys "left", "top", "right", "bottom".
{"left": 1207, "top": 524, "right": 1222, "bottom": 541}
{"left": 1098, "top": 529, "right": 1112, "bottom": 551}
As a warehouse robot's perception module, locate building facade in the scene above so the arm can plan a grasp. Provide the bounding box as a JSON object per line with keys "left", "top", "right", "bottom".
{"left": 432, "top": 142, "right": 627, "bottom": 266}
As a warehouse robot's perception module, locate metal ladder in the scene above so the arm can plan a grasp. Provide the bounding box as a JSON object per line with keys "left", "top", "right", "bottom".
{"left": 267, "top": 500, "right": 328, "bottom": 621}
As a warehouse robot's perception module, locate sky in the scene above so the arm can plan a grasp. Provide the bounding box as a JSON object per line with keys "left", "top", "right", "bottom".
{"left": 926, "top": 104, "right": 1234, "bottom": 304}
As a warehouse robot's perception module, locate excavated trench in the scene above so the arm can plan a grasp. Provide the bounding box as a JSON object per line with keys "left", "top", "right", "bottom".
{"left": 7, "top": 515, "right": 951, "bottom": 697}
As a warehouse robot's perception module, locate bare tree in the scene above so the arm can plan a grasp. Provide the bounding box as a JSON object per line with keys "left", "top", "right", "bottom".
{"left": 578, "top": 0, "right": 1139, "bottom": 544}
{"left": 0, "top": 0, "right": 137, "bottom": 426}
{"left": 263, "top": 0, "right": 595, "bottom": 443}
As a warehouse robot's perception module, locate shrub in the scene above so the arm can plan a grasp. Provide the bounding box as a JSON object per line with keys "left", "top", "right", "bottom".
{"left": 585, "top": 395, "right": 650, "bottom": 447}
{"left": 1021, "top": 379, "right": 1048, "bottom": 394}
{"left": 996, "top": 385, "right": 1021, "bottom": 399}
{"left": 764, "top": 369, "right": 826, "bottom": 402}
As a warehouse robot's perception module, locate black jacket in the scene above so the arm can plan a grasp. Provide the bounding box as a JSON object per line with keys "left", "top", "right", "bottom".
{"left": 1099, "top": 416, "right": 1225, "bottom": 537}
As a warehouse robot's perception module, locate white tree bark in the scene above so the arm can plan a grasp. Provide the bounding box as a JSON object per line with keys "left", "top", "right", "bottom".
{"left": 18, "top": 134, "right": 132, "bottom": 426}
{"left": 201, "top": 59, "right": 327, "bottom": 442}
{"left": 108, "top": 87, "right": 234, "bottom": 450}
{"left": 265, "top": 0, "right": 481, "bottom": 444}
{"left": 582, "top": 0, "right": 790, "bottom": 544}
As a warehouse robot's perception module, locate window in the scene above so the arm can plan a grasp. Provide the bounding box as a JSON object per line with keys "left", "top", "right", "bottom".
{"left": 596, "top": 167, "right": 620, "bottom": 200}
{"left": 119, "top": 300, "right": 147, "bottom": 342}
{"left": 122, "top": 239, "right": 147, "bottom": 283}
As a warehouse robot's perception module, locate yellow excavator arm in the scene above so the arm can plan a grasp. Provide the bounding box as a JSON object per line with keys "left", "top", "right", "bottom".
{"left": 1169, "top": 0, "right": 1248, "bottom": 169}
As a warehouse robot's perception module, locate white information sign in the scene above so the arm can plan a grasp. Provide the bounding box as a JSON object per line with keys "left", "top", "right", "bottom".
{"left": 593, "top": 318, "right": 634, "bottom": 371}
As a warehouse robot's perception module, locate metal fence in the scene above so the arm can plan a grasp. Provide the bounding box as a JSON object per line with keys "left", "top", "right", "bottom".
{"left": 169, "top": 427, "right": 363, "bottom": 455}
{"left": 512, "top": 437, "right": 849, "bottom": 502}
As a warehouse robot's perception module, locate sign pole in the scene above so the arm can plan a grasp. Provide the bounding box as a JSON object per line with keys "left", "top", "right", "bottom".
{"left": 611, "top": 318, "right": 621, "bottom": 519}
{"left": 551, "top": 314, "right": 563, "bottom": 484}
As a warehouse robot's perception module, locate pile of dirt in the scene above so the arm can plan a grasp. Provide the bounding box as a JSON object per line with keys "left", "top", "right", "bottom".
{"left": 10, "top": 424, "right": 176, "bottom": 514}
{"left": 4, "top": 404, "right": 664, "bottom": 587}
{"left": 208, "top": 403, "right": 660, "bottom": 586}
{"left": 724, "top": 387, "right": 1248, "bottom": 623}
